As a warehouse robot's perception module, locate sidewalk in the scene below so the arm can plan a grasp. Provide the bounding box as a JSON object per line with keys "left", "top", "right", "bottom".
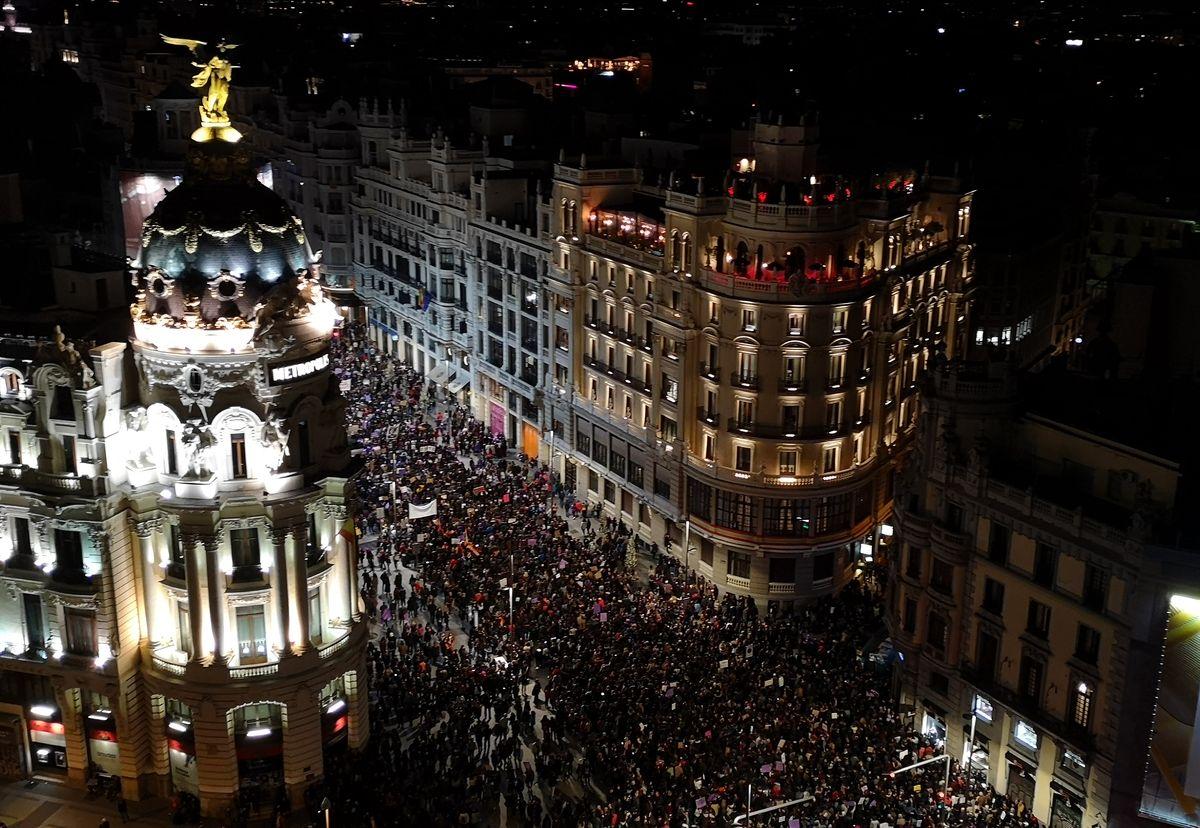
{"left": 0, "top": 778, "right": 172, "bottom": 827}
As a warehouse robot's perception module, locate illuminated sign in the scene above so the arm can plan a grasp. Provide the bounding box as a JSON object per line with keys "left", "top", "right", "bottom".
{"left": 1141, "top": 594, "right": 1200, "bottom": 823}
{"left": 268, "top": 351, "right": 330, "bottom": 385}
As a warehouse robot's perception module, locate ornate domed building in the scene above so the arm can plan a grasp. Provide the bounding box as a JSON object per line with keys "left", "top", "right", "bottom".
{"left": 0, "top": 43, "right": 366, "bottom": 817}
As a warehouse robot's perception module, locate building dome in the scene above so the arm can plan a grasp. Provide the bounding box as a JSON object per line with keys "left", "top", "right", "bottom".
{"left": 136, "top": 142, "right": 313, "bottom": 326}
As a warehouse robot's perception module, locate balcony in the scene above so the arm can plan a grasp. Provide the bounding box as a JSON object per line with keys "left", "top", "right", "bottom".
{"left": 959, "top": 662, "right": 1096, "bottom": 754}
{"left": 730, "top": 372, "right": 760, "bottom": 390}
{"left": 699, "top": 363, "right": 720, "bottom": 381}
{"left": 778, "top": 378, "right": 808, "bottom": 394}
{"left": 827, "top": 376, "right": 846, "bottom": 392}
{"left": 697, "top": 407, "right": 719, "bottom": 427}
{"left": 0, "top": 465, "right": 106, "bottom": 496}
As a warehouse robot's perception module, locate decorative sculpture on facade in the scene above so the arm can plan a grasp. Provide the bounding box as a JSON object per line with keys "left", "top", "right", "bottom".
{"left": 259, "top": 410, "right": 290, "bottom": 473}
{"left": 179, "top": 419, "right": 217, "bottom": 479}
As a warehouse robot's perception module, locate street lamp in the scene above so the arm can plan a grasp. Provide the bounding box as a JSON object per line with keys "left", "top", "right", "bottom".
{"left": 321, "top": 796, "right": 332, "bottom": 828}
{"left": 889, "top": 752, "right": 951, "bottom": 793}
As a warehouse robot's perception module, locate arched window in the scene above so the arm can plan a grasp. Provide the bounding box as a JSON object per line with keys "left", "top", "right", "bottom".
{"left": 560, "top": 198, "right": 569, "bottom": 234}
{"left": 681, "top": 233, "right": 692, "bottom": 272}
{"left": 786, "top": 246, "right": 805, "bottom": 276}
{"left": 715, "top": 236, "right": 726, "bottom": 272}
{"left": 670, "top": 231, "right": 681, "bottom": 268}
{"left": 734, "top": 241, "right": 749, "bottom": 276}
{"left": 568, "top": 201, "right": 578, "bottom": 236}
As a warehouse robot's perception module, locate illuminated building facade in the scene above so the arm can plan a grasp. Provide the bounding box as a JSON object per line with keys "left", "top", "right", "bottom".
{"left": 550, "top": 112, "right": 974, "bottom": 607}
{"left": 0, "top": 85, "right": 366, "bottom": 815}
{"left": 887, "top": 364, "right": 1179, "bottom": 828}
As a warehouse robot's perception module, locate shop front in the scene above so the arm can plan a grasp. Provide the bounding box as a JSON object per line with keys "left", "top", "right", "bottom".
{"left": 1005, "top": 751, "right": 1037, "bottom": 810}
{"left": 166, "top": 716, "right": 199, "bottom": 795}
{"left": 28, "top": 704, "right": 67, "bottom": 774}
{"left": 234, "top": 704, "right": 284, "bottom": 795}
{"left": 85, "top": 709, "right": 120, "bottom": 777}
{"left": 489, "top": 402, "right": 506, "bottom": 438}
{"left": 0, "top": 716, "right": 25, "bottom": 779}
{"left": 521, "top": 422, "right": 539, "bottom": 461}
{"left": 321, "top": 698, "right": 349, "bottom": 754}
{"left": 1049, "top": 782, "right": 1084, "bottom": 828}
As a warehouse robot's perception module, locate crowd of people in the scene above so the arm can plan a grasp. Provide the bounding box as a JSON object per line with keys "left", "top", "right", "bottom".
{"left": 312, "top": 324, "right": 1043, "bottom": 827}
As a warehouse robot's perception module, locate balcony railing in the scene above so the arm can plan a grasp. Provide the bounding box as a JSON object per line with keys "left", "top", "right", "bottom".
{"left": 700, "top": 363, "right": 719, "bottom": 381}
{"left": 730, "top": 372, "right": 760, "bottom": 390}
{"left": 697, "top": 407, "right": 719, "bottom": 426}
{"left": 778, "top": 378, "right": 808, "bottom": 394}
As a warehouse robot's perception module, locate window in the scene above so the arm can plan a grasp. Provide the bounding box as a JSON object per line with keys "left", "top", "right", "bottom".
{"left": 832, "top": 307, "right": 848, "bottom": 333}
{"left": 1026, "top": 600, "right": 1051, "bottom": 638}
{"left": 177, "top": 604, "right": 192, "bottom": 656}
{"left": 905, "top": 546, "right": 922, "bottom": 578}
{"left": 1018, "top": 656, "right": 1044, "bottom": 704}
{"left": 778, "top": 450, "right": 797, "bottom": 475}
{"left": 1032, "top": 543, "right": 1057, "bottom": 588}
{"left": 165, "top": 429, "right": 178, "bottom": 475}
{"left": 735, "top": 445, "right": 752, "bottom": 472}
{"left": 62, "top": 435, "right": 76, "bottom": 475}
{"left": 927, "top": 612, "right": 948, "bottom": 652}
{"left": 230, "top": 528, "right": 261, "bottom": 580}
{"left": 741, "top": 308, "right": 757, "bottom": 331}
{"left": 727, "top": 550, "right": 751, "bottom": 579}
{"left": 1083, "top": 565, "right": 1108, "bottom": 612}
{"left": 629, "top": 462, "right": 643, "bottom": 487}
{"left": 610, "top": 453, "right": 626, "bottom": 478}
{"left": 7, "top": 430, "right": 20, "bottom": 464}
{"left": 230, "top": 433, "right": 248, "bottom": 479}
{"left": 54, "top": 529, "right": 84, "bottom": 574}
{"left": 988, "top": 522, "right": 1010, "bottom": 565}
{"left": 825, "top": 400, "right": 841, "bottom": 430}
{"left": 769, "top": 557, "right": 796, "bottom": 584}
{"left": 1070, "top": 681, "right": 1094, "bottom": 731}
{"left": 787, "top": 312, "right": 805, "bottom": 335}
{"left": 51, "top": 385, "right": 73, "bottom": 420}
{"left": 12, "top": 517, "right": 32, "bottom": 557}
{"left": 702, "top": 433, "right": 715, "bottom": 462}
{"left": 822, "top": 445, "right": 839, "bottom": 474}
{"left": 661, "top": 374, "right": 679, "bottom": 404}
{"left": 236, "top": 605, "right": 268, "bottom": 664}
{"left": 1075, "top": 624, "right": 1100, "bottom": 665}
{"left": 930, "top": 559, "right": 953, "bottom": 594}
{"left": 659, "top": 416, "right": 677, "bottom": 442}
{"left": 297, "top": 419, "right": 311, "bottom": 467}
{"left": 654, "top": 478, "right": 671, "bottom": 499}
{"left": 828, "top": 352, "right": 845, "bottom": 388}
{"left": 65, "top": 608, "right": 97, "bottom": 656}
{"left": 781, "top": 406, "right": 800, "bottom": 434}
{"left": 587, "top": 469, "right": 599, "bottom": 493}
{"left": 982, "top": 578, "right": 1005, "bottom": 614}
{"left": 23, "top": 594, "right": 44, "bottom": 651}
{"left": 715, "top": 490, "right": 754, "bottom": 532}
{"left": 576, "top": 432, "right": 590, "bottom": 455}
{"left": 604, "top": 479, "right": 616, "bottom": 503}
{"left": 973, "top": 695, "right": 994, "bottom": 723}
{"left": 309, "top": 589, "right": 323, "bottom": 644}
{"left": 735, "top": 399, "right": 754, "bottom": 426}
{"left": 1060, "top": 749, "right": 1087, "bottom": 776}
{"left": 1012, "top": 718, "right": 1039, "bottom": 751}
{"left": 593, "top": 442, "right": 608, "bottom": 467}
{"left": 903, "top": 597, "right": 917, "bottom": 633}
{"left": 976, "top": 631, "right": 999, "bottom": 681}
{"left": 812, "top": 552, "right": 834, "bottom": 582}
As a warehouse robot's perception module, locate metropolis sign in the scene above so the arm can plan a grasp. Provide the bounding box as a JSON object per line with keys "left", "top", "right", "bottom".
{"left": 268, "top": 350, "right": 330, "bottom": 385}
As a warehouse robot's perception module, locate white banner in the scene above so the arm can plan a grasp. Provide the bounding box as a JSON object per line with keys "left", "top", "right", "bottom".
{"left": 408, "top": 500, "right": 439, "bottom": 520}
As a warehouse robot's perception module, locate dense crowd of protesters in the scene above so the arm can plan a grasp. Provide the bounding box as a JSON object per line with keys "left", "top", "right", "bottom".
{"left": 312, "top": 324, "right": 1042, "bottom": 827}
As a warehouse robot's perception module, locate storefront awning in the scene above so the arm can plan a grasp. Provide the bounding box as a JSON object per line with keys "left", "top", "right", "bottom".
{"left": 447, "top": 373, "right": 470, "bottom": 394}
{"left": 427, "top": 365, "right": 447, "bottom": 385}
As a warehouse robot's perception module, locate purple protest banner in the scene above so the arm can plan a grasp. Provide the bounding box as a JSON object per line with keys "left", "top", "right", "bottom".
{"left": 761, "top": 763, "right": 772, "bottom": 774}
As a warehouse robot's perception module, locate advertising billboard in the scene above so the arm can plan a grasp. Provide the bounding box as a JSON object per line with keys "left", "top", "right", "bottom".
{"left": 1141, "top": 594, "right": 1200, "bottom": 825}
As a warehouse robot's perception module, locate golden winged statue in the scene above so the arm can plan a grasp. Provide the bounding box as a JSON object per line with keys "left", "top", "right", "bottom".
{"left": 161, "top": 35, "right": 243, "bottom": 143}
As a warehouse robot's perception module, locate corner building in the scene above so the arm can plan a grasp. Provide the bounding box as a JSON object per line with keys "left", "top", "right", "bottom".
{"left": 552, "top": 112, "right": 975, "bottom": 607}
{"left": 0, "top": 132, "right": 367, "bottom": 813}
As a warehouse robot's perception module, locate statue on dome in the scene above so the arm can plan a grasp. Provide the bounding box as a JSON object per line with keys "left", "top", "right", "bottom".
{"left": 161, "top": 35, "right": 242, "bottom": 143}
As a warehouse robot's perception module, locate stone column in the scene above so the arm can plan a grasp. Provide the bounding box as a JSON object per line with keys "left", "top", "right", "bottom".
{"left": 270, "top": 528, "right": 291, "bottom": 656}
{"left": 133, "top": 521, "right": 159, "bottom": 644}
{"left": 182, "top": 535, "right": 205, "bottom": 663}
{"left": 147, "top": 693, "right": 170, "bottom": 790}
{"left": 193, "top": 700, "right": 237, "bottom": 818}
{"left": 344, "top": 660, "right": 370, "bottom": 751}
{"left": 282, "top": 693, "right": 323, "bottom": 809}
{"left": 54, "top": 683, "right": 88, "bottom": 786}
{"left": 203, "top": 535, "right": 226, "bottom": 663}
{"left": 288, "top": 525, "right": 310, "bottom": 652}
